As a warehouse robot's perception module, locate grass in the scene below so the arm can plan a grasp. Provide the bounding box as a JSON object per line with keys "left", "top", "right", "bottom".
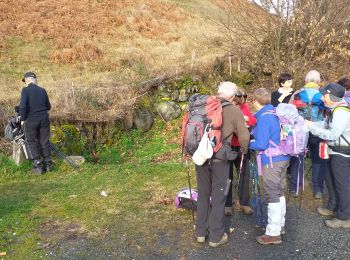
{"left": 0, "top": 117, "right": 199, "bottom": 258}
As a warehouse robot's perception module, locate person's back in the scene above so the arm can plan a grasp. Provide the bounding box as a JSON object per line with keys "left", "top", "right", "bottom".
{"left": 20, "top": 83, "right": 51, "bottom": 120}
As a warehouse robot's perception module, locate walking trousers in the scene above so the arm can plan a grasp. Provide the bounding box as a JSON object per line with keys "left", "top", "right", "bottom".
{"left": 195, "top": 160, "right": 229, "bottom": 243}
{"left": 24, "top": 114, "right": 51, "bottom": 160}
{"left": 325, "top": 154, "right": 350, "bottom": 220}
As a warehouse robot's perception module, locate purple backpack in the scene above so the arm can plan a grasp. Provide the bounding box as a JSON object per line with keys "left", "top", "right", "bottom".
{"left": 257, "top": 104, "right": 309, "bottom": 174}
{"left": 175, "top": 188, "right": 198, "bottom": 210}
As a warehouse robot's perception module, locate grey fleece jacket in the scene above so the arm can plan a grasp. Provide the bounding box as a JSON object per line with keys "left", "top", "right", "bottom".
{"left": 308, "top": 101, "right": 350, "bottom": 157}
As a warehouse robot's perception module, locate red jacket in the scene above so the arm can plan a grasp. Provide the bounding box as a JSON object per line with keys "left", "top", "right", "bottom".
{"left": 231, "top": 102, "right": 256, "bottom": 147}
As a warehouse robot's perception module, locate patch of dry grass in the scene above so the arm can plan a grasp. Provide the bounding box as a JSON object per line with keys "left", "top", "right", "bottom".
{"left": 0, "top": 0, "right": 263, "bottom": 120}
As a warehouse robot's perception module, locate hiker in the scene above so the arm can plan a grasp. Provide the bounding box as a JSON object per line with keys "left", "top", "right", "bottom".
{"left": 337, "top": 77, "right": 350, "bottom": 104}
{"left": 225, "top": 89, "right": 256, "bottom": 216}
{"left": 290, "top": 70, "right": 327, "bottom": 199}
{"left": 250, "top": 88, "right": 290, "bottom": 245}
{"left": 195, "top": 82, "right": 250, "bottom": 247}
{"left": 271, "top": 72, "right": 294, "bottom": 107}
{"left": 272, "top": 73, "right": 304, "bottom": 197}
{"left": 305, "top": 83, "right": 350, "bottom": 228}
{"left": 19, "top": 72, "right": 52, "bottom": 174}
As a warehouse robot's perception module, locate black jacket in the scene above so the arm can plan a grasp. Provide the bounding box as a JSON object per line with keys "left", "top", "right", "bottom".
{"left": 19, "top": 83, "right": 51, "bottom": 121}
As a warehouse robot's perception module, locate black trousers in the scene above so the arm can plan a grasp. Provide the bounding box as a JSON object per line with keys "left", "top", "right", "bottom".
{"left": 325, "top": 154, "right": 350, "bottom": 220}
{"left": 195, "top": 160, "right": 229, "bottom": 243}
{"left": 225, "top": 147, "right": 250, "bottom": 207}
{"left": 24, "top": 115, "right": 51, "bottom": 160}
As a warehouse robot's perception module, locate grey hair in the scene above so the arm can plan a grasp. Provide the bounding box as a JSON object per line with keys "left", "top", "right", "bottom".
{"left": 25, "top": 77, "right": 37, "bottom": 84}
{"left": 305, "top": 70, "right": 321, "bottom": 83}
{"left": 329, "top": 94, "right": 342, "bottom": 102}
{"left": 217, "top": 81, "right": 238, "bottom": 99}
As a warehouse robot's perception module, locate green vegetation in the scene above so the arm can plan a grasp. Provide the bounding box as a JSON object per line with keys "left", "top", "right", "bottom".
{"left": 0, "top": 118, "right": 198, "bottom": 258}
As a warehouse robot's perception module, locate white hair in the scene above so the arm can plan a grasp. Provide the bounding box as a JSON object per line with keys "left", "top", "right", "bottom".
{"left": 217, "top": 81, "right": 238, "bottom": 98}
{"left": 305, "top": 70, "right": 321, "bottom": 83}
{"left": 25, "top": 77, "right": 37, "bottom": 85}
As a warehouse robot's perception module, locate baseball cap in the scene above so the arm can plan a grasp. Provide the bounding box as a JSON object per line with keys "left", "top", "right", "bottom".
{"left": 22, "top": 71, "right": 37, "bottom": 82}
{"left": 319, "top": 83, "right": 345, "bottom": 98}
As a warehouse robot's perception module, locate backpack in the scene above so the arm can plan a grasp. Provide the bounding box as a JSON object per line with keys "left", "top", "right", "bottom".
{"left": 258, "top": 104, "right": 309, "bottom": 170}
{"left": 174, "top": 188, "right": 198, "bottom": 210}
{"left": 182, "top": 94, "right": 230, "bottom": 157}
{"left": 4, "top": 116, "right": 20, "bottom": 141}
{"left": 293, "top": 88, "right": 325, "bottom": 121}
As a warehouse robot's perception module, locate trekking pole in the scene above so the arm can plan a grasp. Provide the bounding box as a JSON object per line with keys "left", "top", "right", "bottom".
{"left": 185, "top": 158, "right": 196, "bottom": 230}
{"left": 250, "top": 158, "right": 259, "bottom": 227}
{"left": 50, "top": 142, "right": 80, "bottom": 169}
{"left": 255, "top": 159, "right": 265, "bottom": 229}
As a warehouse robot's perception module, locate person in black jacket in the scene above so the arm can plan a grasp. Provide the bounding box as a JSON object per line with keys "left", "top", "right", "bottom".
{"left": 19, "top": 72, "right": 52, "bottom": 174}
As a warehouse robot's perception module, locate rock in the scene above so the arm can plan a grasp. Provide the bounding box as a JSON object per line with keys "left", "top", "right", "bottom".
{"left": 178, "top": 89, "right": 189, "bottom": 102}
{"left": 171, "top": 89, "right": 180, "bottom": 101}
{"left": 156, "top": 102, "right": 181, "bottom": 122}
{"left": 65, "top": 156, "right": 85, "bottom": 166}
{"left": 133, "top": 108, "right": 154, "bottom": 132}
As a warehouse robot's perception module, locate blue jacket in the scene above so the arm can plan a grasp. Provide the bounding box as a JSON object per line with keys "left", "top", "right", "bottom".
{"left": 249, "top": 104, "right": 290, "bottom": 166}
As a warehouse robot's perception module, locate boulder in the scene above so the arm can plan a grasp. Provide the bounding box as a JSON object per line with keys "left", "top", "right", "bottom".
{"left": 156, "top": 102, "right": 181, "bottom": 122}
{"left": 133, "top": 108, "right": 154, "bottom": 132}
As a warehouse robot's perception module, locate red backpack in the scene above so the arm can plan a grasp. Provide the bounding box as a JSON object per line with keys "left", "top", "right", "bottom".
{"left": 182, "top": 94, "right": 230, "bottom": 157}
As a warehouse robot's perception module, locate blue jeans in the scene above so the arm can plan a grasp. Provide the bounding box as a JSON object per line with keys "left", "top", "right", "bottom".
{"left": 309, "top": 136, "right": 327, "bottom": 193}
{"left": 288, "top": 155, "right": 304, "bottom": 193}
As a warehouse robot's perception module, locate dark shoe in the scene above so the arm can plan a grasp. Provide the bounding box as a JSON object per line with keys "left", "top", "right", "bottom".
{"left": 325, "top": 218, "right": 350, "bottom": 228}
{"left": 240, "top": 205, "right": 253, "bottom": 215}
{"left": 224, "top": 207, "right": 233, "bottom": 216}
{"left": 317, "top": 207, "right": 336, "bottom": 217}
{"left": 256, "top": 234, "right": 282, "bottom": 245}
{"left": 209, "top": 233, "right": 228, "bottom": 247}
{"left": 314, "top": 192, "right": 323, "bottom": 200}
{"left": 45, "top": 161, "right": 53, "bottom": 172}
{"left": 281, "top": 226, "right": 286, "bottom": 235}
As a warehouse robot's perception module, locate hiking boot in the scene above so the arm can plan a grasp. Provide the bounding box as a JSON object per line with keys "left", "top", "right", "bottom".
{"left": 240, "top": 205, "right": 253, "bottom": 215}
{"left": 325, "top": 218, "right": 350, "bottom": 228}
{"left": 196, "top": 236, "right": 206, "bottom": 243}
{"left": 314, "top": 192, "right": 323, "bottom": 200}
{"left": 317, "top": 207, "right": 336, "bottom": 217}
{"left": 209, "top": 232, "right": 228, "bottom": 248}
{"left": 281, "top": 226, "right": 286, "bottom": 235}
{"left": 256, "top": 234, "right": 282, "bottom": 245}
{"left": 224, "top": 207, "right": 233, "bottom": 216}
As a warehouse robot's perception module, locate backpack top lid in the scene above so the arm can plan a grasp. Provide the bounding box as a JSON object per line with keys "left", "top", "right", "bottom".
{"left": 275, "top": 103, "right": 299, "bottom": 124}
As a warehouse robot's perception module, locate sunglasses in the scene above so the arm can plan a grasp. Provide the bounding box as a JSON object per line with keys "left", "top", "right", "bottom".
{"left": 235, "top": 93, "right": 247, "bottom": 98}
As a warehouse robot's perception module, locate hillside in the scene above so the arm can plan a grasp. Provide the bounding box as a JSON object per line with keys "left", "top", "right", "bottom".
{"left": 0, "top": 0, "right": 261, "bottom": 121}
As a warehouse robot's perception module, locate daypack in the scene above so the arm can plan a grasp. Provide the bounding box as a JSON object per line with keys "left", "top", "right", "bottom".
{"left": 175, "top": 188, "right": 198, "bottom": 210}
{"left": 257, "top": 103, "right": 309, "bottom": 174}
{"left": 4, "top": 116, "right": 21, "bottom": 141}
{"left": 182, "top": 94, "right": 230, "bottom": 157}
{"left": 293, "top": 88, "right": 325, "bottom": 121}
